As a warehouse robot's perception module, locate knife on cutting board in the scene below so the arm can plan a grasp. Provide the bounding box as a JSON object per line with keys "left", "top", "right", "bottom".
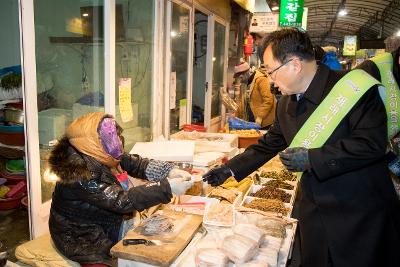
{"left": 123, "top": 238, "right": 162, "bottom": 246}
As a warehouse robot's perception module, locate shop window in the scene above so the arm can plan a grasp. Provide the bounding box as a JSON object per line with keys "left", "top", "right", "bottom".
{"left": 115, "top": 0, "right": 156, "bottom": 151}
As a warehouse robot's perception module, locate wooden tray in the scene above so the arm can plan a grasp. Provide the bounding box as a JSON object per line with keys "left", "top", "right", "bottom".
{"left": 111, "top": 210, "right": 203, "bottom": 266}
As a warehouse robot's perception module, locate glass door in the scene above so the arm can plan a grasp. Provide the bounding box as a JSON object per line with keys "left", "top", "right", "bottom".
{"left": 191, "top": 10, "right": 209, "bottom": 126}
{"left": 166, "top": 1, "right": 191, "bottom": 135}
{"left": 210, "top": 21, "right": 227, "bottom": 120}
{"left": 22, "top": 0, "right": 105, "bottom": 238}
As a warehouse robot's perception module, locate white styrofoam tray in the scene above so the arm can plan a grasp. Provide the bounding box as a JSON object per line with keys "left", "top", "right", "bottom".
{"left": 129, "top": 141, "right": 195, "bottom": 162}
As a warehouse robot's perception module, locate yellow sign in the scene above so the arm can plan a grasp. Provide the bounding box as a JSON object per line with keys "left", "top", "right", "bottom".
{"left": 343, "top": 36, "right": 357, "bottom": 56}
{"left": 119, "top": 78, "right": 134, "bottom": 123}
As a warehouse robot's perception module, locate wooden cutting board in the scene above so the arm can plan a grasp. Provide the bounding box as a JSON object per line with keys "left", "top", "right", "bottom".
{"left": 110, "top": 210, "right": 203, "bottom": 266}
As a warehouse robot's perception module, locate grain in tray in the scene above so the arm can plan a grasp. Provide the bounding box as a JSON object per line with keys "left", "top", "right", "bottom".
{"left": 244, "top": 198, "right": 288, "bottom": 215}
{"left": 262, "top": 179, "right": 294, "bottom": 190}
{"left": 260, "top": 169, "right": 297, "bottom": 181}
{"left": 252, "top": 186, "right": 291, "bottom": 203}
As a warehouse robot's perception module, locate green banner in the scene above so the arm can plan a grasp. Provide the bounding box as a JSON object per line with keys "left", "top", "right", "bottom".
{"left": 279, "top": 0, "right": 304, "bottom": 27}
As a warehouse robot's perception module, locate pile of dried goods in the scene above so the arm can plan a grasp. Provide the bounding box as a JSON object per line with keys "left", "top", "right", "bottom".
{"left": 262, "top": 179, "right": 294, "bottom": 190}
{"left": 244, "top": 199, "right": 288, "bottom": 215}
{"left": 251, "top": 187, "right": 291, "bottom": 203}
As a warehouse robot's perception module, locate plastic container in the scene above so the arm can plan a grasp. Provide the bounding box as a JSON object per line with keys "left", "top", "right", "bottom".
{"left": 0, "top": 184, "right": 26, "bottom": 210}
{"left": 38, "top": 108, "right": 72, "bottom": 145}
{"left": 183, "top": 124, "right": 206, "bottom": 132}
{"left": 0, "top": 131, "right": 24, "bottom": 146}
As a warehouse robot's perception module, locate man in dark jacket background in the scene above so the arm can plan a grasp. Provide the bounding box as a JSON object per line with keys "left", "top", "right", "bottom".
{"left": 203, "top": 28, "right": 400, "bottom": 267}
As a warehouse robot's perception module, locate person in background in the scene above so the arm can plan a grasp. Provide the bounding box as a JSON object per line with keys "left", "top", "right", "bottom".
{"left": 203, "top": 28, "right": 400, "bottom": 267}
{"left": 356, "top": 47, "right": 400, "bottom": 194}
{"left": 313, "top": 45, "right": 326, "bottom": 64}
{"left": 321, "top": 46, "right": 342, "bottom": 71}
{"left": 248, "top": 67, "right": 276, "bottom": 129}
{"left": 48, "top": 112, "right": 193, "bottom": 267}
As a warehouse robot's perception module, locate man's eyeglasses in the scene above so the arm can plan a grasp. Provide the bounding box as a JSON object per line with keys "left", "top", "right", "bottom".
{"left": 260, "top": 58, "right": 294, "bottom": 79}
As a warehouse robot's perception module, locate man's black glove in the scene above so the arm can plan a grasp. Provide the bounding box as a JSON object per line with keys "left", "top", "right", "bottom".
{"left": 279, "top": 147, "right": 311, "bottom": 172}
{"left": 202, "top": 165, "right": 232, "bottom": 187}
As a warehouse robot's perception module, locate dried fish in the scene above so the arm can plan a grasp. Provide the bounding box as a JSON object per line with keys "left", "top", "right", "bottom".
{"left": 252, "top": 187, "right": 291, "bottom": 203}
{"left": 244, "top": 199, "right": 288, "bottom": 215}
{"left": 209, "top": 187, "right": 239, "bottom": 203}
{"left": 256, "top": 218, "right": 286, "bottom": 238}
{"left": 137, "top": 214, "right": 173, "bottom": 236}
{"left": 204, "top": 204, "right": 234, "bottom": 227}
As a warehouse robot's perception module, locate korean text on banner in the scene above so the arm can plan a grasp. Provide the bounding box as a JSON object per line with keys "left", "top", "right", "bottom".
{"left": 279, "top": 0, "right": 304, "bottom": 27}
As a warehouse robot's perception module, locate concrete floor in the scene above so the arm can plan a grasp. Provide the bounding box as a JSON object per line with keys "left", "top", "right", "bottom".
{"left": 0, "top": 208, "right": 30, "bottom": 262}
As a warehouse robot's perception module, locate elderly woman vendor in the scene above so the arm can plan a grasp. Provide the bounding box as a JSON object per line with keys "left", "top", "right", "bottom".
{"left": 48, "top": 112, "right": 192, "bottom": 266}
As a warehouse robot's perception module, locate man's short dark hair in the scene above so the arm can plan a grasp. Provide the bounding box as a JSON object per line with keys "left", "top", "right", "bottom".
{"left": 258, "top": 27, "right": 315, "bottom": 63}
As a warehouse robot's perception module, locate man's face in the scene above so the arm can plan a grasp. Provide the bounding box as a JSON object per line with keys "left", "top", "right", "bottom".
{"left": 263, "top": 45, "right": 301, "bottom": 95}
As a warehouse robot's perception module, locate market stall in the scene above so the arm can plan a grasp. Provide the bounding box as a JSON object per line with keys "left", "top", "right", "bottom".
{"left": 110, "top": 134, "right": 298, "bottom": 267}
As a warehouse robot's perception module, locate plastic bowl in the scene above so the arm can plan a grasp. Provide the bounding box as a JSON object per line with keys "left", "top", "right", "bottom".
{"left": 0, "top": 185, "right": 25, "bottom": 210}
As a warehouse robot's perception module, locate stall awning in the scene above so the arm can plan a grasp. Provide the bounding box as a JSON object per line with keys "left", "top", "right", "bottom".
{"left": 233, "top": 0, "right": 255, "bottom": 13}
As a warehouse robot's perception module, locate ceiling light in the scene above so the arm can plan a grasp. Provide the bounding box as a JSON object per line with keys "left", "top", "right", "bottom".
{"left": 271, "top": 6, "right": 279, "bottom": 11}
{"left": 338, "top": 9, "right": 347, "bottom": 16}
{"left": 396, "top": 30, "right": 400, "bottom": 37}
{"left": 82, "top": 13, "right": 89, "bottom": 17}
{"left": 171, "top": 31, "right": 177, "bottom": 37}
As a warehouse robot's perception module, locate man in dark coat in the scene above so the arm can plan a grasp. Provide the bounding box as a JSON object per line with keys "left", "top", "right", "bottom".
{"left": 203, "top": 28, "right": 400, "bottom": 267}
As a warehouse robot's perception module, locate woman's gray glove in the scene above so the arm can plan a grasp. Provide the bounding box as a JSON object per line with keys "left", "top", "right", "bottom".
{"left": 202, "top": 165, "right": 232, "bottom": 187}
{"left": 167, "top": 168, "right": 194, "bottom": 195}
{"left": 279, "top": 147, "right": 311, "bottom": 172}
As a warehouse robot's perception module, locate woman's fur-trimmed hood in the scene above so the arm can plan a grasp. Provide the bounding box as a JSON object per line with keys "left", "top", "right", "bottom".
{"left": 48, "top": 136, "right": 92, "bottom": 184}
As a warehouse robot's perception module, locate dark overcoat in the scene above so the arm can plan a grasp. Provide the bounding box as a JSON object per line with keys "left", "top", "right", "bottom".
{"left": 226, "top": 64, "right": 400, "bottom": 267}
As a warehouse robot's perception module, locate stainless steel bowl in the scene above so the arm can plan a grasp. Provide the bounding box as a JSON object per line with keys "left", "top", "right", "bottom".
{"left": 4, "top": 108, "right": 24, "bottom": 124}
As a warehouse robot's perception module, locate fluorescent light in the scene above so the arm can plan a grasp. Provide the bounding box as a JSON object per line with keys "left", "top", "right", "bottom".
{"left": 396, "top": 30, "right": 400, "bottom": 37}
{"left": 212, "top": 57, "right": 216, "bottom": 62}
{"left": 82, "top": 13, "right": 89, "bottom": 17}
{"left": 271, "top": 6, "right": 279, "bottom": 11}
{"left": 338, "top": 9, "right": 347, "bottom": 16}
{"left": 171, "top": 31, "right": 177, "bottom": 37}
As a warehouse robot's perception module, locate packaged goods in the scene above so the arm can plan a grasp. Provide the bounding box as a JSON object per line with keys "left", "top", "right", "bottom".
{"left": 136, "top": 214, "right": 173, "bottom": 236}
{"left": 256, "top": 218, "right": 286, "bottom": 238}
{"left": 209, "top": 187, "right": 239, "bottom": 204}
{"left": 244, "top": 198, "right": 288, "bottom": 215}
{"left": 204, "top": 203, "right": 234, "bottom": 227}
{"left": 233, "top": 223, "right": 265, "bottom": 245}
{"left": 195, "top": 248, "right": 228, "bottom": 267}
{"left": 221, "top": 177, "right": 252, "bottom": 195}
{"left": 221, "top": 234, "right": 258, "bottom": 263}
{"left": 230, "top": 129, "right": 261, "bottom": 137}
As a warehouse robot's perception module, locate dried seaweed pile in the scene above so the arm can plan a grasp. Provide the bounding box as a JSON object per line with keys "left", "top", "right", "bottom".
{"left": 252, "top": 187, "right": 291, "bottom": 203}
{"left": 260, "top": 169, "right": 296, "bottom": 181}
{"left": 262, "top": 179, "right": 294, "bottom": 190}
{"left": 244, "top": 199, "right": 288, "bottom": 215}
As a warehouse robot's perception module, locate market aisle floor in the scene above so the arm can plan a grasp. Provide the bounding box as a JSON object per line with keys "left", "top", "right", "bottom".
{"left": 0, "top": 208, "right": 30, "bottom": 262}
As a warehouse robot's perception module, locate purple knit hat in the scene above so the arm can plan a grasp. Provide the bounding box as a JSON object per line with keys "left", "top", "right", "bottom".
{"left": 98, "top": 117, "right": 123, "bottom": 159}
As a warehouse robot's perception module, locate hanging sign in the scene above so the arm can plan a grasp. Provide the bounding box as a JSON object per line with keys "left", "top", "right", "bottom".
{"left": 179, "top": 16, "right": 189, "bottom": 33}
{"left": 343, "top": 35, "right": 357, "bottom": 56}
{"left": 301, "top": 7, "right": 308, "bottom": 30}
{"left": 179, "top": 99, "right": 187, "bottom": 128}
{"left": 279, "top": 0, "right": 304, "bottom": 27}
{"left": 170, "top": 72, "right": 177, "bottom": 109}
{"left": 118, "top": 78, "right": 134, "bottom": 123}
{"left": 249, "top": 13, "right": 279, "bottom": 33}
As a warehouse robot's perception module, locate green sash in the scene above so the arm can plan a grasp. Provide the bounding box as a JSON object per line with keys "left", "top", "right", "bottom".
{"left": 289, "top": 69, "right": 381, "bottom": 178}
{"left": 371, "top": 52, "right": 400, "bottom": 139}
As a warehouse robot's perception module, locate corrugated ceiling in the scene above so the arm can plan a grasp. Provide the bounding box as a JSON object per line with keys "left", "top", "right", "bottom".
{"left": 267, "top": 0, "right": 400, "bottom": 46}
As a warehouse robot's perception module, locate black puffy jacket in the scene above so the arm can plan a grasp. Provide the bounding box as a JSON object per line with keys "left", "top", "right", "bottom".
{"left": 48, "top": 137, "right": 172, "bottom": 265}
